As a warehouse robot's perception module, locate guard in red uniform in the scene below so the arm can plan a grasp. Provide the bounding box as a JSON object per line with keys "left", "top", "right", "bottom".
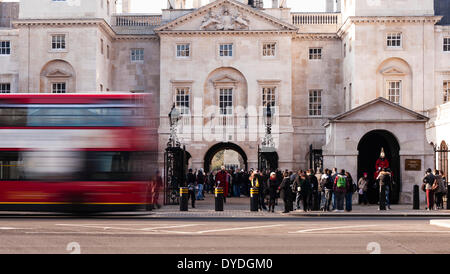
{"left": 215, "top": 166, "right": 229, "bottom": 203}
{"left": 374, "top": 148, "right": 390, "bottom": 180}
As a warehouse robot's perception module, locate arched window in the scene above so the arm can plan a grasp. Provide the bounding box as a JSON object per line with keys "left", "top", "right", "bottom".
{"left": 439, "top": 141, "right": 448, "bottom": 182}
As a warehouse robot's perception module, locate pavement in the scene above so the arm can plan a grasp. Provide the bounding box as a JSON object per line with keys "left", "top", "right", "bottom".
{"left": 148, "top": 193, "right": 450, "bottom": 218}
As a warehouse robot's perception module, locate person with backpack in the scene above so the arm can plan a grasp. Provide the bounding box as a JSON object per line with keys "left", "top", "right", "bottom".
{"left": 307, "top": 169, "right": 319, "bottom": 211}
{"left": 319, "top": 169, "right": 329, "bottom": 211}
{"left": 345, "top": 171, "right": 356, "bottom": 212}
{"left": 422, "top": 168, "right": 436, "bottom": 211}
{"left": 331, "top": 168, "right": 338, "bottom": 210}
{"left": 322, "top": 169, "right": 334, "bottom": 212}
{"left": 434, "top": 170, "right": 447, "bottom": 210}
{"left": 333, "top": 170, "right": 348, "bottom": 212}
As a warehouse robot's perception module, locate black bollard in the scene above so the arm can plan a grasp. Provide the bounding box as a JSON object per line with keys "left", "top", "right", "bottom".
{"left": 179, "top": 187, "right": 188, "bottom": 211}
{"left": 250, "top": 187, "right": 259, "bottom": 212}
{"left": 215, "top": 187, "right": 224, "bottom": 211}
{"left": 379, "top": 185, "right": 386, "bottom": 210}
{"left": 413, "top": 185, "right": 420, "bottom": 210}
{"left": 447, "top": 184, "right": 450, "bottom": 210}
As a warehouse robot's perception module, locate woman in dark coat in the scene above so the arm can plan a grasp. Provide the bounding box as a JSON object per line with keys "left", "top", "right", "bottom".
{"left": 267, "top": 172, "right": 278, "bottom": 213}
{"left": 279, "top": 172, "right": 293, "bottom": 213}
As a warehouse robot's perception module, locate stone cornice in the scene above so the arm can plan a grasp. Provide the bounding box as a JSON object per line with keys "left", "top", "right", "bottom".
{"left": 337, "top": 15, "right": 443, "bottom": 37}
{"left": 293, "top": 33, "right": 340, "bottom": 40}
{"left": 12, "top": 18, "right": 159, "bottom": 41}
{"left": 156, "top": 30, "right": 296, "bottom": 36}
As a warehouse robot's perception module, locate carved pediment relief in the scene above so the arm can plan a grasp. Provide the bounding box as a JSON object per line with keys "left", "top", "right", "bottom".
{"left": 213, "top": 75, "right": 238, "bottom": 88}
{"left": 46, "top": 69, "right": 72, "bottom": 78}
{"left": 380, "top": 66, "right": 406, "bottom": 76}
{"left": 200, "top": 6, "right": 249, "bottom": 31}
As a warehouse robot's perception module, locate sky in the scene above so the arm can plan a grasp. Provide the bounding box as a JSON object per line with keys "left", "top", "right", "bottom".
{"left": 3, "top": 0, "right": 326, "bottom": 13}
{"left": 129, "top": 0, "right": 326, "bottom": 13}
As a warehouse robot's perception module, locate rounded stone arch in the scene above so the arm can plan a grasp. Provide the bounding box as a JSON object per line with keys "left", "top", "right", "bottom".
{"left": 376, "top": 57, "right": 413, "bottom": 108}
{"left": 357, "top": 129, "right": 401, "bottom": 205}
{"left": 438, "top": 140, "right": 448, "bottom": 181}
{"left": 40, "top": 59, "right": 76, "bottom": 93}
{"left": 203, "top": 67, "right": 248, "bottom": 115}
{"left": 203, "top": 142, "right": 248, "bottom": 173}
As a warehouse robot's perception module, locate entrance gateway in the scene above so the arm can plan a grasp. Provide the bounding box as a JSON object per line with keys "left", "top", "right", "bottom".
{"left": 204, "top": 142, "right": 248, "bottom": 173}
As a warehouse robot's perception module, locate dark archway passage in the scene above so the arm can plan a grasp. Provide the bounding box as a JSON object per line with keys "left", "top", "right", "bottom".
{"left": 204, "top": 143, "right": 248, "bottom": 173}
{"left": 357, "top": 130, "right": 401, "bottom": 204}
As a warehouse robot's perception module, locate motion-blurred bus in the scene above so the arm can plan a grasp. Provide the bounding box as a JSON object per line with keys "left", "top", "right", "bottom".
{"left": 0, "top": 93, "right": 158, "bottom": 213}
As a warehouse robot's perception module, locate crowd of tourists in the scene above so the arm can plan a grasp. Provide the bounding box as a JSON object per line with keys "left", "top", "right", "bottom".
{"left": 182, "top": 165, "right": 448, "bottom": 212}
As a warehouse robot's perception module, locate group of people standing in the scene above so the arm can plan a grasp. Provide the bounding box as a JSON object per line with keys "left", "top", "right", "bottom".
{"left": 422, "top": 168, "right": 448, "bottom": 210}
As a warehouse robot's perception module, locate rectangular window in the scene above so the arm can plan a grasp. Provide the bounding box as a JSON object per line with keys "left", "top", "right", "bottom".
{"left": 130, "top": 48, "right": 144, "bottom": 62}
{"left": 387, "top": 32, "right": 402, "bottom": 48}
{"left": 107, "top": 45, "right": 110, "bottom": 59}
{"left": 309, "top": 48, "right": 322, "bottom": 60}
{"left": 309, "top": 90, "right": 322, "bottom": 116}
{"left": 52, "top": 82, "right": 66, "bottom": 94}
{"left": 262, "top": 87, "right": 276, "bottom": 114}
{"left": 219, "top": 44, "right": 233, "bottom": 57}
{"left": 100, "top": 39, "right": 104, "bottom": 54}
{"left": 0, "top": 41, "right": 11, "bottom": 55}
{"left": 51, "top": 34, "right": 66, "bottom": 50}
{"left": 175, "top": 87, "right": 190, "bottom": 115}
{"left": 387, "top": 81, "right": 401, "bottom": 104}
{"left": 262, "top": 43, "right": 276, "bottom": 57}
{"left": 444, "top": 37, "right": 450, "bottom": 52}
{"left": 0, "top": 83, "right": 11, "bottom": 93}
{"left": 344, "top": 43, "right": 346, "bottom": 57}
{"left": 176, "top": 44, "right": 190, "bottom": 57}
{"left": 219, "top": 88, "right": 233, "bottom": 115}
{"left": 444, "top": 81, "right": 450, "bottom": 103}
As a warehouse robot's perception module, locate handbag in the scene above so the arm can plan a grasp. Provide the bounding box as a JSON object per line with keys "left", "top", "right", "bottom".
{"left": 421, "top": 183, "right": 426, "bottom": 192}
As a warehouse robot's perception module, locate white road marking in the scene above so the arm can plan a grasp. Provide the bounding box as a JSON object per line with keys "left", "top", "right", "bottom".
{"left": 289, "top": 225, "right": 380, "bottom": 234}
{"left": 0, "top": 227, "right": 32, "bottom": 230}
{"left": 55, "top": 224, "right": 201, "bottom": 231}
{"left": 430, "top": 220, "right": 450, "bottom": 229}
{"left": 194, "top": 224, "right": 285, "bottom": 234}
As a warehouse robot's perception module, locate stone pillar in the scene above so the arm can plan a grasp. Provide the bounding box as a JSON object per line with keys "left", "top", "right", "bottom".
{"left": 279, "top": 0, "right": 287, "bottom": 8}
{"left": 122, "top": 0, "right": 131, "bottom": 13}
{"left": 193, "top": 0, "right": 202, "bottom": 9}
{"left": 272, "top": 0, "right": 278, "bottom": 8}
{"left": 325, "top": 0, "right": 334, "bottom": 12}
{"left": 175, "top": 0, "right": 186, "bottom": 9}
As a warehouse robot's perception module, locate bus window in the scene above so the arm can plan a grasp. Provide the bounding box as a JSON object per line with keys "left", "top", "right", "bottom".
{"left": 0, "top": 152, "right": 24, "bottom": 180}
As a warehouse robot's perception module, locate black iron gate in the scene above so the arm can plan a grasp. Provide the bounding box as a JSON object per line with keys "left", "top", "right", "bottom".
{"left": 258, "top": 145, "right": 279, "bottom": 172}
{"left": 434, "top": 143, "right": 449, "bottom": 209}
{"left": 309, "top": 144, "right": 323, "bottom": 172}
{"left": 164, "top": 145, "right": 188, "bottom": 205}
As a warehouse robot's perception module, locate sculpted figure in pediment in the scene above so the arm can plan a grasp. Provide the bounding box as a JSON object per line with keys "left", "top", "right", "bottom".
{"left": 200, "top": 10, "right": 222, "bottom": 30}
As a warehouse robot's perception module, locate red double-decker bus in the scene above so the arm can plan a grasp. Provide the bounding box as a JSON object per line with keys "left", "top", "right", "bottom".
{"left": 0, "top": 93, "right": 157, "bottom": 213}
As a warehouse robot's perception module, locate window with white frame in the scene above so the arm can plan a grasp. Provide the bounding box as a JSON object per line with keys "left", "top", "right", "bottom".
{"left": 444, "top": 37, "right": 450, "bottom": 52}
{"left": 130, "top": 48, "right": 144, "bottom": 62}
{"left": 262, "top": 87, "right": 276, "bottom": 113}
{"left": 175, "top": 87, "right": 190, "bottom": 115}
{"left": 386, "top": 32, "right": 402, "bottom": 48}
{"left": 52, "top": 82, "right": 66, "bottom": 93}
{"left": 219, "top": 88, "right": 233, "bottom": 115}
{"left": 309, "top": 48, "right": 322, "bottom": 60}
{"left": 387, "top": 81, "right": 401, "bottom": 104}
{"left": 219, "top": 44, "right": 233, "bottom": 57}
{"left": 309, "top": 90, "right": 322, "bottom": 116}
{"left": 51, "top": 34, "right": 66, "bottom": 50}
{"left": 262, "top": 43, "right": 276, "bottom": 57}
{"left": 176, "top": 44, "right": 190, "bottom": 58}
{"left": 0, "top": 41, "right": 11, "bottom": 55}
{"left": 0, "top": 83, "right": 11, "bottom": 93}
{"left": 444, "top": 81, "right": 450, "bottom": 103}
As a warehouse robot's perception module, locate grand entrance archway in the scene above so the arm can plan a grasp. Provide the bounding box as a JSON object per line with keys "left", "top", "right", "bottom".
{"left": 204, "top": 143, "right": 248, "bottom": 173}
{"left": 357, "top": 130, "right": 401, "bottom": 205}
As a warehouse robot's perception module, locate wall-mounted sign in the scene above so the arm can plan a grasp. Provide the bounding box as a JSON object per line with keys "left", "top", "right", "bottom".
{"left": 405, "top": 159, "right": 422, "bottom": 171}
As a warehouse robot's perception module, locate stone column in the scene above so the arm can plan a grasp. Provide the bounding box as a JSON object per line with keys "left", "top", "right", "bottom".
{"left": 272, "top": 0, "right": 278, "bottom": 8}
{"left": 122, "top": 0, "right": 131, "bottom": 13}
{"left": 193, "top": 0, "right": 202, "bottom": 9}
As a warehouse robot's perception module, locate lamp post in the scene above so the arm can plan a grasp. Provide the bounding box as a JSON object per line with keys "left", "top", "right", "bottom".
{"left": 164, "top": 103, "right": 186, "bottom": 205}
{"left": 259, "top": 104, "right": 277, "bottom": 171}
{"left": 167, "top": 103, "right": 181, "bottom": 148}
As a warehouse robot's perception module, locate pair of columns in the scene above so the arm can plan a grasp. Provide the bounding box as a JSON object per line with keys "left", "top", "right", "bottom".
{"left": 168, "top": 0, "right": 288, "bottom": 9}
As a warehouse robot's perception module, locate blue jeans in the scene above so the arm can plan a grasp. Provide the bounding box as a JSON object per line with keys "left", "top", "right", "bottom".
{"left": 332, "top": 192, "right": 336, "bottom": 210}
{"left": 345, "top": 192, "right": 353, "bottom": 211}
{"left": 385, "top": 186, "right": 390, "bottom": 207}
{"left": 196, "top": 184, "right": 203, "bottom": 200}
{"left": 233, "top": 184, "right": 240, "bottom": 197}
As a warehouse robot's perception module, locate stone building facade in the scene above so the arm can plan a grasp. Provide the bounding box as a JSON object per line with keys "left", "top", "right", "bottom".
{"left": 0, "top": 0, "right": 450, "bottom": 203}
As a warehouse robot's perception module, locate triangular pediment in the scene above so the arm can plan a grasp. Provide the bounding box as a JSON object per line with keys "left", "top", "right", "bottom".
{"left": 213, "top": 75, "right": 239, "bottom": 87}
{"left": 380, "top": 66, "right": 406, "bottom": 76}
{"left": 155, "top": 0, "right": 298, "bottom": 32}
{"left": 46, "top": 69, "right": 72, "bottom": 78}
{"left": 329, "top": 97, "right": 428, "bottom": 123}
